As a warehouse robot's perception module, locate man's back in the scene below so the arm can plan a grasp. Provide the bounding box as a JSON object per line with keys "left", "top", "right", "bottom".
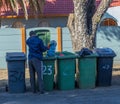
{"left": 26, "top": 31, "right": 48, "bottom": 94}
{"left": 26, "top": 35, "right": 48, "bottom": 60}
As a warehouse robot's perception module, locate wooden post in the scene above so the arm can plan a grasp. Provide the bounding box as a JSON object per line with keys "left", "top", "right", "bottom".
{"left": 21, "top": 28, "right": 26, "bottom": 53}
{"left": 57, "top": 27, "right": 62, "bottom": 52}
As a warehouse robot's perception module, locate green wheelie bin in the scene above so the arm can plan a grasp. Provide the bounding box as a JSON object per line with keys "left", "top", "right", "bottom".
{"left": 77, "top": 54, "right": 97, "bottom": 89}
{"left": 43, "top": 57, "right": 56, "bottom": 91}
{"left": 56, "top": 51, "right": 76, "bottom": 90}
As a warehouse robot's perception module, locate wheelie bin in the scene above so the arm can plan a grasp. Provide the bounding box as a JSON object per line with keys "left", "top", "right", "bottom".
{"left": 43, "top": 56, "right": 56, "bottom": 91}
{"left": 94, "top": 48, "right": 116, "bottom": 86}
{"left": 56, "top": 51, "right": 76, "bottom": 90}
{"left": 6, "top": 52, "right": 26, "bottom": 93}
{"left": 76, "top": 48, "right": 97, "bottom": 89}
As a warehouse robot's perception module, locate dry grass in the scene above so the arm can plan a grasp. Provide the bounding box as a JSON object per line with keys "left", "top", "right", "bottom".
{"left": 0, "top": 66, "right": 120, "bottom": 89}
{"left": 0, "top": 69, "right": 30, "bottom": 88}
{"left": 0, "top": 69, "right": 30, "bottom": 80}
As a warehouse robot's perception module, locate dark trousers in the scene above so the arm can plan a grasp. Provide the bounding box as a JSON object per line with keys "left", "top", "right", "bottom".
{"left": 28, "top": 58, "right": 44, "bottom": 92}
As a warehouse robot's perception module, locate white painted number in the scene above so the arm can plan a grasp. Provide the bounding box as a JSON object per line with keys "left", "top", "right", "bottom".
{"left": 102, "top": 64, "right": 110, "bottom": 70}
{"left": 43, "top": 65, "right": 52, "bottom": 75}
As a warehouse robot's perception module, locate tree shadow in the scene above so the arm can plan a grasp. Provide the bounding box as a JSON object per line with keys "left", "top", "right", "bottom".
{"left": 97, "top": 12, "right": 120, "bottom": 42}
{"left": 97, "top": 26, "right": 120, "bottom": 42}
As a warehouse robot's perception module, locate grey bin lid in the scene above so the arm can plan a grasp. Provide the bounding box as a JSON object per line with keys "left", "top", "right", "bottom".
{"left": 6, "top": 52, "right": 26, "bottom": 61}
{"left": 94, "top": 48, "right": 116, "bottom": 57}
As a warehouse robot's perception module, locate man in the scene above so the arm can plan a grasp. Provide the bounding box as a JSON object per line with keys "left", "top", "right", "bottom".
{"left": 26, "top": 31, "right": 49, "bottom": 94}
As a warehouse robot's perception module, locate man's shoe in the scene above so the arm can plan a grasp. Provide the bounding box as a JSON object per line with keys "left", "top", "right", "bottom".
{"left": 41, "top": 91, "right": 44, "bottom": 94}
{"left": 38, "top": 91, "right": 44, "bottom": 94}
{"left": 31, "top": 89, "right": 37, "bottom": 93}
{"left": 38, "top": 91, "right": 49, "bottom": 94}
{"left": 32, "top": 91, "right": 37, "bottom": 93}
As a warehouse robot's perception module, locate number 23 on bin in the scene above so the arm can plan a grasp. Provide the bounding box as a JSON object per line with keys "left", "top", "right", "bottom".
{"left": 43, "top": 65, "right": 52, "bottom": 75}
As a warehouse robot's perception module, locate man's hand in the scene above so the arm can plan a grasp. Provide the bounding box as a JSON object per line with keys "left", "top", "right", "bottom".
{"left": 47, "top": 43, "right": 50, "bottom": 49}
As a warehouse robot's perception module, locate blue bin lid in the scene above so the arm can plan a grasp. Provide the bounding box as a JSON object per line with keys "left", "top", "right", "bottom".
{"left": 94, "top": 48, "right": 116, "bottom": 57}
{"left": 6, "top": 52, "right": 26, "bottom": 61}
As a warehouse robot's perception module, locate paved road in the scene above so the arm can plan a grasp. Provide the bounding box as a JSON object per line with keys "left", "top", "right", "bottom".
{"left": 0, "top": 85, "right": 120, "bottom": 104}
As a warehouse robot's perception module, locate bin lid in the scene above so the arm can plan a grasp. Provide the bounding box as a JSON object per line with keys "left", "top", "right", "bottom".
{"left": 77, "top": 53, "right": 98, "bottom": 58}
{"left": 56, "top": 51, "right": 77, "bottom": 59}
{"left": 94, "top": 48, "right": 116, "bottom": 57}
{"left": 76, "top": 48, "right": 93, "bottom": 57}
{"left": 75, "top": 48, "right": 98, "bottom": 58}
{"left": 6, "top": 52, "right": 26, "bottom": 61}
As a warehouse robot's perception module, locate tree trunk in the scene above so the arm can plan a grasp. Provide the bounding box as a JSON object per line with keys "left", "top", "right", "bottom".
{"left": 67, "top": 0, "right": 112, "bottom": 52}
{"left": 68, "top": 0, "right": 95, "bottom": 51}
{"left": 91, "top": 0, "right": 112, "bottom": 48}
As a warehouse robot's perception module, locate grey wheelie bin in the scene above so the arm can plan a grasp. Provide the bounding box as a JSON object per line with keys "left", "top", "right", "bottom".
{"left": 94, "top": 48, "right": 116, "bottom": 86}
{"left": 6, "top": 52, "right": 26, "bottom": 93}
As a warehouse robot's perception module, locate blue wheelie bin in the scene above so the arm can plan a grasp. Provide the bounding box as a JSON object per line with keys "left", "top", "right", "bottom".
{"left": 94, "top": 48, "right": 116, "bottom": 86}
{"left": 6, "top": 52, "right": 26, "bottom": 93}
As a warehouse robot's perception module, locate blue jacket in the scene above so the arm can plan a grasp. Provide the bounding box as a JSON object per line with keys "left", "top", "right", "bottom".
{"left": 26, "top": 36, "right": 48, "bottom": 60}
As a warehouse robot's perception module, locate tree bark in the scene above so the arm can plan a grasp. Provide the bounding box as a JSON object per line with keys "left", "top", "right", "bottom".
{"left": 91, "top": 0, "right": 112, "bottom": 48}
{"left": 67, "top": 0, "right": 112, "bottom": 52}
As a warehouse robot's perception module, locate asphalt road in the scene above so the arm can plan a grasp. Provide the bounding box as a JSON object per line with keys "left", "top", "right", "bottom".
{"left": 0, "top": 85, "right": 120, "bottom": 104}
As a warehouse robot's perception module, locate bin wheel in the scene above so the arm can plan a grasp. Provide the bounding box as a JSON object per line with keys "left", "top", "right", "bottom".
{"left": 54, "top": 82, "right": 58, "bottom": 89}
{"left": 5, "top": 85, "right": 8, "bottom": 92}
{"left": 75, "top": 80, "right": 79, "bottom": 88}
{"left": 53, "top": 82, "right": 56, "bottom": 89}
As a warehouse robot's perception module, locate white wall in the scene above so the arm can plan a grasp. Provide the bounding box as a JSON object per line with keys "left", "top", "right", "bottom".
{"left": 0, "top": 28, "right": 22, "bottom": 69}
{"left": 101, "top": 6, "right": 120, "bottom": 26}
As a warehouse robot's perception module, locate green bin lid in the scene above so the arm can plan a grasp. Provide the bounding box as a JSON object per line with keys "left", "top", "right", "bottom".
{"left": 56, "top": 51, "right": 77, "bottom": 59}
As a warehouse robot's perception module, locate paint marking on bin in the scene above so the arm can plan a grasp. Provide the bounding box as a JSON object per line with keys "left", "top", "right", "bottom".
{"left": 102, "top": 64, "right": 110, "bottom": 70}
{"left": 43, "top": 65, "right": 53, "bottom": 75}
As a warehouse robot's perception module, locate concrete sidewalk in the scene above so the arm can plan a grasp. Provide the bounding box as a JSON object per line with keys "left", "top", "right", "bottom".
{"left": 0, "top": 85, "right": 120, "bottom": 104}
